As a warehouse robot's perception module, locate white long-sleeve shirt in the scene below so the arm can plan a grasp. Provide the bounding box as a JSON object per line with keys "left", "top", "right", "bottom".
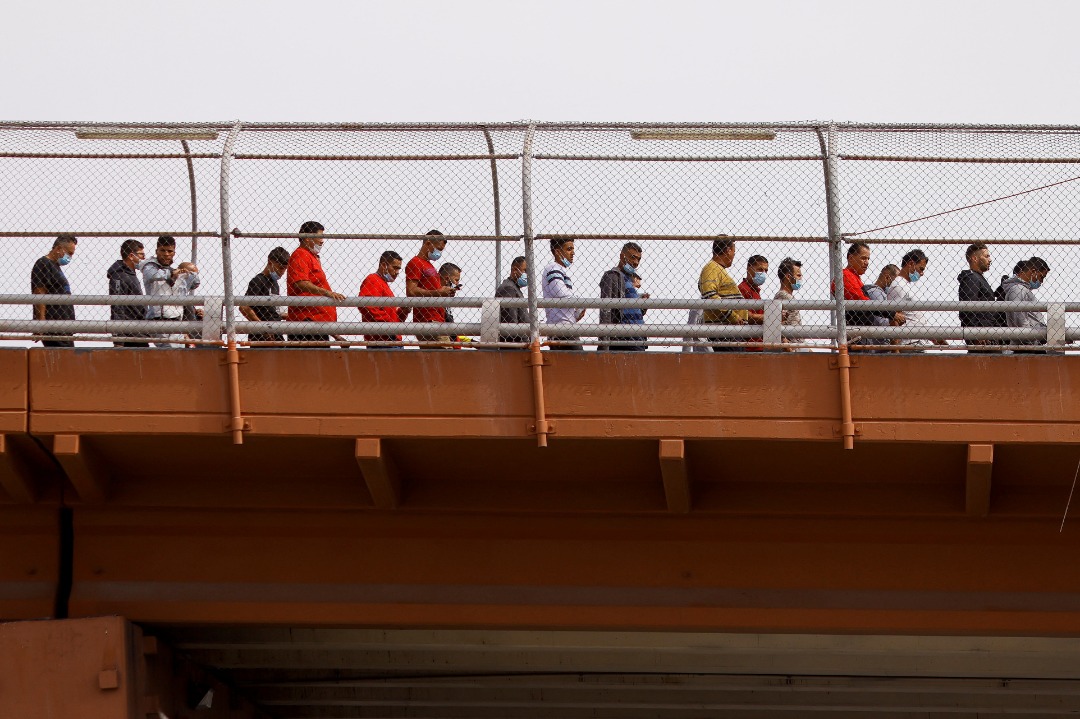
{"left": 542, "top": 260, "right": 580, "bottom": 325}
{"left": 886, "top": 275, "right": 931, "bottom": 346}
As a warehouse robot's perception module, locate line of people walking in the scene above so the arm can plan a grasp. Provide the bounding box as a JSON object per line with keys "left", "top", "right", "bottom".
{"left": 29, "top": 224, "right": 1054, "bottom": 350}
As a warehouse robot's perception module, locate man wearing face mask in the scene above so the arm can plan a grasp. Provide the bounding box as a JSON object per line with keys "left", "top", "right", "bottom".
{"left": 774, "top": 257, "right": 803, "bottom": 330}
{"left": 239, "top": 246, "right": 290, "bottom": 346}
{"left": 737, "top": 255, "right": 768, "bottom": 351}
{"left": 406, "top": 229, "right": 456, "bottom": 348}
{"left": 107, "top": 239, "right": 148, "bottom": 347}
{"left": 31, "top": 234, "right": 78, "bottom": 347}
{"left": 543, "top": 237, "right": 586, "bottom": 351}
{"left": 886, "top": 248, "right": 945, "bottom": 348}
{"left": 599, "top": 242, "right": 647, "bottom": 351}
{"left": 494, "top": 256, "right": 529, "bottom": 347}
{"left": 1002, "top": 257, "right": 1051, "bottom": 348}
{"left": 359, "top": 250, "right": 409, "bottom": 348}
{"left": 287, "top": 220, "right": 346, "bottom": 346}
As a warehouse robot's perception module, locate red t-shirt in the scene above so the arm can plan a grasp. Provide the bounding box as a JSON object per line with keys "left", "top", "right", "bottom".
{"left": 358, "top": 273, "right": 407, "bottom": 341}
{"left": 737, "top": 279, "right": 761, "bottom": 301}
{"left": 835, "top": 267, "right": 869, "bottom": 301}
{"left": 405, "top": 255, "right": 446, "bottom": 323}
{"left": 737, "top": 279, "right": 763, "bottom": 351}
{"left": 286, "top": 246, "right": 337, "bottom": 322}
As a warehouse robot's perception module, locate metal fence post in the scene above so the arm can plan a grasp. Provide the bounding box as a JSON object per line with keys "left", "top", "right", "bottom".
{"left": 181, "top": 139, "right": 199, "bottom": 264}
{"left": 521, "top": 122, "right": 539, "bottom": 343}
{"left": 821, "top": 124, "right": 846, "bottom": 347}
{"left": 219, "top": 122, "right": 243, "bottom": 345}
{"left": 1048, "top": 303, "right": 1066, "bottom": 348}
{"left": 763, "top": 299, "right": 783, "bottom": 348}
{"left": 219, "top": 121, "right": 245, "bottom": 446}
{"left": 482, "top": 127, "right": 503, "bottom": 290}
{"left": 480, "top": 299, "right": 501, "bottom": 344}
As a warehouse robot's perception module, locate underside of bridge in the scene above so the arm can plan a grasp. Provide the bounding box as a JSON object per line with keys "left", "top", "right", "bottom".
{"left": 3, "top": 348, "right": 1080, "bottom": 718}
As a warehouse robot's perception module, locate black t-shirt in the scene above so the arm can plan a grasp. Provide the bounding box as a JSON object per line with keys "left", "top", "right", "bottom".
{"left": 30, "top": 256, "right": 74, "bottom": 320}
{"left": 245, "top": 272, "right": 280, "bottom": 322}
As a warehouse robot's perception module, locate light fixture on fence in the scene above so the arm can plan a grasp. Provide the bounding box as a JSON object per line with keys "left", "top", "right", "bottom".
{"left": 630, "top": 128, "right": 777, "bottom": 141}
{"left": 74, "top": 128, "right": 219, "bottom": 141}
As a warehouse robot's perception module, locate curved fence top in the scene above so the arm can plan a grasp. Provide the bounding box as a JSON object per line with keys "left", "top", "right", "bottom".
{"left": 1, "top": 120, "right": 1078, "bottom": 351}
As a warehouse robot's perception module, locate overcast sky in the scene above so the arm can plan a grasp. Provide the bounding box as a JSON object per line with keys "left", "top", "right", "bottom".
{"left": 4, "top": 0, "right": 1080, "bottom": 124}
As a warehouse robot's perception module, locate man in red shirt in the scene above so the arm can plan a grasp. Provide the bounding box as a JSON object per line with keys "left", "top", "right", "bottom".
{"left": 358, "top": 250, "right": 408, "bottom": 348}
{"left": 829, "top": 241, "right": 877, "bottom": 345}
{"left": 737, "top": 254, "right": 768, "bottom": 351}
{"left": 286, "top": 220, "right": 346, "bottom": 346}
{"left": 405, "top": 229, "right": 456, "bottom": 346}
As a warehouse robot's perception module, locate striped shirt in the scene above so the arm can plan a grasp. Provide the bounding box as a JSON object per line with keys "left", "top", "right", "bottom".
{"left": 542, "top": 260, "right": 580, "bottom": 325}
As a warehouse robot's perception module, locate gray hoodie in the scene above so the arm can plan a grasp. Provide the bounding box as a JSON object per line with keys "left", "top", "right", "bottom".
{"left": 1001, "top": 276, "right": 1046, "bottom": 342}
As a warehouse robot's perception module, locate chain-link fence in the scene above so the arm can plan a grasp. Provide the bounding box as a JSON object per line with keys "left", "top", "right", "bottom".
{"left": 1, "top": 121, "right": 1078, "bottom": 352}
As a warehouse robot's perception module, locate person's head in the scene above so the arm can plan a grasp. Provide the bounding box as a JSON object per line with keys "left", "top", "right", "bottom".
{"left": 550, "top": 237, "right": 576, "bottom": 267}
{"left": 438, "top": 262, "right": 461, "bottom": 289}
{"left": 966, "top": 242, "right": 992, "bottom": 273}
{"left": 711, "top": 236, "right": 736, "bottom": 268}
{"left": 847, "top": 242, "right": 871, "bottom": 276}
{"left": 421, "top": 229, "right": 447, "bottom": 262}
{"left": 266, "top": 247, "right": 290, "bottom": 279}
{"left": 120, "top": 239, "right": 145, "bottom": 269}
{"left": 778, "top": 257, "right": 803, "bottom": 291}
{"left": 899, "top": 248, "right": 928, "bottom": 282}
{"left": 155, "top": 235, "right": 177, "bottom": 265}
{"left": 619, "top": 242, "right": 642, "bottom": 273}
{"left": 298, "top": 220, "right": 325, "bottom": 256}
{"left": 509, "top": 255, "right": 527, "bottom": 284}
{"left": 50, "top": 234, "right": 78, "bottom": 264}
{"left": 746, "top": 254, "right": 769, "bottom": 287}
{"left": 1017, "top": 257, "right": 1050, "bottom": 288}
{"left": 378, "top": 250, "right": 403, "bottom": 282}
{"left": 876, "top": 263, "right": 900, "bottom": 289}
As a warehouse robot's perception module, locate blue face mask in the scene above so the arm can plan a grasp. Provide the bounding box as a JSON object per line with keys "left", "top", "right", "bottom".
{"left": 428, "top": 249, "right": 442, "bottom": 261}
{"left": 792, "top": 279, "right": 803, "bottom": 291}
{"left": 1030, "top": 279, "right": 1043, "bottom": 290}
{"left": 909, "top": 271, "right": 921, "bottom": 282}
{"left": 559, "top": 256, "right": 572, "bottom": 268}
{"left": 380, "top": 272, "right": 394, "bottom": 283}
{"left": 516, "top": 273, "right": 528, "bottom": 288}
{"left": 622, "top": 262, "right": 637, "bottom": 275}
{"left": 752, "top": 271, "right": 767, "bottom": 287}
{"left": 268, "top": 271, "right": 280, "bottom": 282}
{"left": 58, "top": 253, "right": 72, "bottom": 267}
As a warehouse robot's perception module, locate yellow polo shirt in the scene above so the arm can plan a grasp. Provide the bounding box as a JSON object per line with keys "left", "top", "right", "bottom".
{"left": 698, "top": 260, "right": 747, "bottom": 325}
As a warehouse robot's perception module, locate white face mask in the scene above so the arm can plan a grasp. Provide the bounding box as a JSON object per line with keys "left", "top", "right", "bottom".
{"left": 310, "top": 242, "right": 324, "bottom": 257}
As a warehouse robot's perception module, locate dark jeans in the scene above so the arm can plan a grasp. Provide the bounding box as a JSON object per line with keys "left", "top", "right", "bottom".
{"left": 42, "top": 336, "right": 74, "bottom": 348}
{"left": 248, "top": 333, "right": 285, "bottom": 345}
{"left": 289, "top": 334, "right": 331, "bottom": 345}
{"left": 288, "top": 319, "right": 331, "bottom": 346}
{"left": 608, "top": 340, "right": 645, "bottom": 352}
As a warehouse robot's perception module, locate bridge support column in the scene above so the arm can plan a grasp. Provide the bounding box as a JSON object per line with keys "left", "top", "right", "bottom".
{"left": 659, "top": 439, "right": 691, "bottom": 513}
{"left": 0, "top": 433, "right": 37, "bottom": 503}
{"left": 356, "top": 437, "right": 402, "bottom": 509}
{"left": 966, "top": 443, "right": 994, "bottom": 517}
{"left": 53, "top": 434, "right": 110, "bottom": 503}
{"left": 0, "top": 616, "right": 267, "bottom": 719}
